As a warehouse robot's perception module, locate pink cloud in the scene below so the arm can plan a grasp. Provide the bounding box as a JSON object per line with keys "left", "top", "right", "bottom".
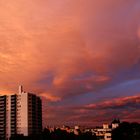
{"left": 0, "top": 0, "right": 139, "bottom": 95}
{"left": 0, "top": 0, "right": 139, "bottom": 126}
{"left": 43, "top": 95, "right": 140, "bottom": 126}
{"left": 41, "top": 92, "right": 61, "bottom": 102}
{"left": 85, "top": 95, "right": 140, "bottom": 110}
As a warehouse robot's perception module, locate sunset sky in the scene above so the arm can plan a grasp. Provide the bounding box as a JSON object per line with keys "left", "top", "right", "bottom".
{"left": 0, "top": 0, "right": 140, "bottom": 126}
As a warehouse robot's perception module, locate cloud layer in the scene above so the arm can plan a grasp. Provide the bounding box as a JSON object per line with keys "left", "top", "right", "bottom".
{"left": 0, "top": 0, "right": 140, "bottom": 126}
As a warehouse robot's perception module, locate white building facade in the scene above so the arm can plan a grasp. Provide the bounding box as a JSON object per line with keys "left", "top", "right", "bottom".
{"left": 0, "top": 86, "right": 42, "bottom": 140}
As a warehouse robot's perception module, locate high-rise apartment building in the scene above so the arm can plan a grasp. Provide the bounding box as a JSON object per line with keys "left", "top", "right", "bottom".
{"left": 0, "top": 86, "right": 42, "bottom": 140}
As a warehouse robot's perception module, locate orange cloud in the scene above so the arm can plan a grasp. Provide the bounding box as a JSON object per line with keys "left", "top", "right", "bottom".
{"left": 0, "top": 0, "right": 139, "bottom": 126}
{"left": 0, "top": 0, "right": 139, "bottom": 95}
{"left": 0, "top": 89, "right": 14, "bottom": 95}
{"left": 41, "top": 92, "right": 61, "bottom": 102}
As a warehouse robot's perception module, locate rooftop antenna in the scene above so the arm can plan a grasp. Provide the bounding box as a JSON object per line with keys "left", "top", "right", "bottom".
{"left": 19, "top": 85, "right": 23, "bottom": 94}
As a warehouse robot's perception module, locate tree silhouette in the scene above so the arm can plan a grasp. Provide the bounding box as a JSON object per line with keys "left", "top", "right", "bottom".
{"left": 112, "top": 122, "right": 140, "bottom": 140}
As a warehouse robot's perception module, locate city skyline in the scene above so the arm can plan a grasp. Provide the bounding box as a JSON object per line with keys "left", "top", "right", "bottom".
{"left": 0, "top": 0, "right": 140, "bottom": 126}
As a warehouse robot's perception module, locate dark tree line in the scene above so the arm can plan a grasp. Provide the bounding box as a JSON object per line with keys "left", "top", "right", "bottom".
{"left": 10, "top": 128, "right": 97, "bottom": 140}
{"left": 112, "top": 122, "right": 140, "bottom": 140}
